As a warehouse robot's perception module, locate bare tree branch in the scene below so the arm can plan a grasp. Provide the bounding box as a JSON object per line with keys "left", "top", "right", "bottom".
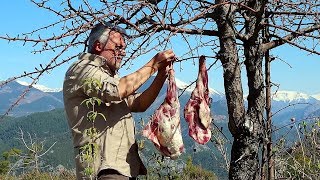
{"left": 262, "top": 24, "right": 320, "bottom": 51}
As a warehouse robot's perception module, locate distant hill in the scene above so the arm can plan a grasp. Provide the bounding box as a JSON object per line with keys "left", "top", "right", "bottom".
{"left": 0, "top": 109, "right": 74, "bottom": 169}
{"left": 0, "top": 81, "right": 63, "bottom": 116}
{"left": 0, "top": 108, "right": 230, "bottom": 178}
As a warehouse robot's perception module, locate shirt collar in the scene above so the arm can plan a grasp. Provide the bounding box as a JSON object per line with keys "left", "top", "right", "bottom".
{"left": 78, "top": 53, "right": 117, "bottom": 76}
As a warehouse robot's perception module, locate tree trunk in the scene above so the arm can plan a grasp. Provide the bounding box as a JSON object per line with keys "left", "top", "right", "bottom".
{"left": 227, "top": 36, "right": 265, "bottom": 180}
{"left": 214, "top": 1, "right": 266, "bottom": 179}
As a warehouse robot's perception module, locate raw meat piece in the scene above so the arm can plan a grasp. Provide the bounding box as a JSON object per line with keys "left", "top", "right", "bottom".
{"left": 143, "top": 63, "right": 184, "bottom": 159}
{"left": 184, "top": 56, "right": 212, "bottom": 145}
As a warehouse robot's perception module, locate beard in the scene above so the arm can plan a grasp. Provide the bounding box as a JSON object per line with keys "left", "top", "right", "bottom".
{"left": 111, "top": 55, "right": 123, "bottom": 71}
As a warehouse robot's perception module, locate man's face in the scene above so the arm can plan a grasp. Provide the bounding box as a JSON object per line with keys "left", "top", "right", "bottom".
{"left": 100, "top": 31, "right": 126, "bottom": 72}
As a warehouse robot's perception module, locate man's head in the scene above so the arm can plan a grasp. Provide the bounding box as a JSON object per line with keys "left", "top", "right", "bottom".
{"left": 88, "top": 22, "right": 127, "bottom": 73}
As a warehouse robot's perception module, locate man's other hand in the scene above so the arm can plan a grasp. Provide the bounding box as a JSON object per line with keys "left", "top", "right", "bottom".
{"left": 152, "top": 49, "right": 176, "bottom": 70}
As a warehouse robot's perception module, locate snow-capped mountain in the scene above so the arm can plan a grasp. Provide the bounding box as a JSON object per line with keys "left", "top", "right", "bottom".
{"left": 16, "top": 80, "right": 62, "bottom": 92}
{"left": 0, "top": 81, "right": 63, "bottom": 117}
{"left": 272, "top": 90, "right": 317, "bottom": 103}
{"left": 311, "top": 93, "right": 320, "bottom": 101}
{"left": 269, "top": 90, "right": 320, "bottom": 125}
{"left": 175, "top": 78, "right": 223, "bottom": 95}
{"left": 175, "top": 78, "right": 225, "bottom": 101}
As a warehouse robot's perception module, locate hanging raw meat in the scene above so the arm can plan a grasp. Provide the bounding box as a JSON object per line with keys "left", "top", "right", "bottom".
{"left": 184, "top": 56, "right": 212, "bottom": 145}
{"left": 143, "top": 63, "right": 184, "bottom": 159}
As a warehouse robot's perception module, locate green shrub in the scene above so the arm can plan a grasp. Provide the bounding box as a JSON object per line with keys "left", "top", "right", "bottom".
{"left": 181, "top": 156, "right": 217, "bottom": 180}
{"left": 1, "top": 170, "right": 76, "bottom": 180}
{"left": 275, "top": 119, "right": 320, "bottom": 179}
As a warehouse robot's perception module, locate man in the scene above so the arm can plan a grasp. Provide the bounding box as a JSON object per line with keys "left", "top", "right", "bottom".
{"left": 63, "top": 22, "right": 176, "bottom": 179}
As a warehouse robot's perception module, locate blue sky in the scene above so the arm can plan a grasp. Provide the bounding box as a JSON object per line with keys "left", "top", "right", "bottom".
{"left": 0, "top": 1, "right": 319, "bottom": 95}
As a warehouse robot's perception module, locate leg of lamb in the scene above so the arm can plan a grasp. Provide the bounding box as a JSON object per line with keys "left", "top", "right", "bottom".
{"left": 143, "top": 63, "right": 184, "bottom": 159}
{"left": 184, "top": 56, "right": 212, "bottom": 145}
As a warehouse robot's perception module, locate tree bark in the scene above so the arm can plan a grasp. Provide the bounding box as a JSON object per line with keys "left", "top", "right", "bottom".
{"left": 214, "top": 1, "right": 266, "bottom": 179}
{"left": 214, "top": 0, "right": 245, "bottom": 137}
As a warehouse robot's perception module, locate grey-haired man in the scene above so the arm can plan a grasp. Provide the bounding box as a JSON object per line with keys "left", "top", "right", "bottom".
{"left": 63, "top": 22, "right": 176, "bottom": 179}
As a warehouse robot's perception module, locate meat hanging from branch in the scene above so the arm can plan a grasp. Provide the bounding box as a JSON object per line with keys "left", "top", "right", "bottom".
{"left": 184, "top": 56, "right": 212, "bottom": 145}
{"left": 142, "top": 63, "right": 184, "bottom": 159}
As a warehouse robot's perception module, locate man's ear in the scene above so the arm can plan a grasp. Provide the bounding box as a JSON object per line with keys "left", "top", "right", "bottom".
{"left": 93, "top": 41, "right": 103, "bottom": 53}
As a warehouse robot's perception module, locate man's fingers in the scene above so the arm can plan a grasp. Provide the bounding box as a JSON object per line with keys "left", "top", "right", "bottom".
{"left": 154, "top": 50, "right": 176, "bottom": 69}
{"left": 163, "top": 49, "right": 175, "bottom": 60}
{"left": 165, "top": 52, "right": 176, "bottom": 61}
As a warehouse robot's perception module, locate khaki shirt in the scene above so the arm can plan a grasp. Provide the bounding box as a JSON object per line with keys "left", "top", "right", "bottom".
{"left": 63, "top": 53, "right": 146, "bottom": 179}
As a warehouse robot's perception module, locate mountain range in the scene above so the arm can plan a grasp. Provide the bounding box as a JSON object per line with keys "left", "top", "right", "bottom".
{"left": 1, "top": 78, "right": 319, "bottom": 125}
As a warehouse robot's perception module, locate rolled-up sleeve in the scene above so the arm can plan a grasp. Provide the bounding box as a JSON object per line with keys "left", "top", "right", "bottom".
{"left": 99, "top": 76, "right": 122, "bottom": 102}
{"left": 125, "top": 92, "right": 142, "bottom": 108}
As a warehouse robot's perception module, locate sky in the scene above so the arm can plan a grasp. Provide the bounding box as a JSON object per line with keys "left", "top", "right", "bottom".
{"left": 0, "top": 1, "right": 319, "bottom": 95}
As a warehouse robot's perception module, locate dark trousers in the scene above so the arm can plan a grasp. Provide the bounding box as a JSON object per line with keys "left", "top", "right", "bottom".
{"left": 97, "top": 169, "right": 136, "bottom": 180}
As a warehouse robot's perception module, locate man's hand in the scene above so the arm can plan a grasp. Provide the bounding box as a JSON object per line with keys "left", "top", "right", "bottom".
{"left": 152, "top": 49, "right": 176, "bottom": 71}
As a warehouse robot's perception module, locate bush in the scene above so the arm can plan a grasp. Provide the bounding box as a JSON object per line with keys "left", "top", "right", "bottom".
{"left": 1, "top": 170, "right": 76, "bottom": 180}
{"left": 181, "top": 157, "right": 217, "bottom": 180}
{"left": 275, "top": 119, "right": 320, "bottom": 179}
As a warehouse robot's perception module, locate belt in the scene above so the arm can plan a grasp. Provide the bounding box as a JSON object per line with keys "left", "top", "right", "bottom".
{"left": 97, "top": 169, "right": 137, "bottom": 180}
{"left": 97, "top": 169, "right": 122, "bottom": 177}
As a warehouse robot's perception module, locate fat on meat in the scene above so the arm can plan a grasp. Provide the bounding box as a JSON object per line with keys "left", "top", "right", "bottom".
{"left": 184, "top": 56, "right": 212, "bottom": 145}
{"left": 142, "top": 64, "right": 184, "bottom": 159}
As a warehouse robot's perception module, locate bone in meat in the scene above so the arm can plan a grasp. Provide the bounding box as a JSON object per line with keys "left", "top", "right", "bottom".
{"left": 143, "top": 64, "right": 184, "bottom": 159}
{"left": 184, "top": 56, "right": 212, "bottom": 145}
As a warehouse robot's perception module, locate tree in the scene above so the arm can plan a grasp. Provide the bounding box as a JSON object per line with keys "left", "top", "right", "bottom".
{"left": 13, "top": 128, "right": 56, "bottom": 174}
{"left": 0, "top": 0, "right": 319, "bottom": 179}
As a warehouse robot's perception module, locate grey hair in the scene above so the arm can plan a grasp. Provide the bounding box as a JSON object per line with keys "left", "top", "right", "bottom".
{"left": 87, "top": 24, "right": 111, "bottom": 53}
